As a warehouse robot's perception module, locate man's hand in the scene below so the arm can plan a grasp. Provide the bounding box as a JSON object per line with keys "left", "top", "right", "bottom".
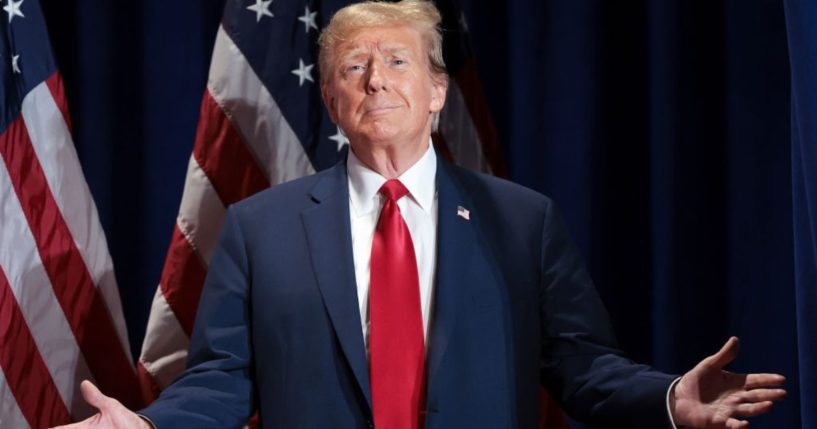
{"left": 671, "top": 337, "right": 786, "bottom": 429}
{"left": 50, "top": 380, "right": 151, "bottom": 429}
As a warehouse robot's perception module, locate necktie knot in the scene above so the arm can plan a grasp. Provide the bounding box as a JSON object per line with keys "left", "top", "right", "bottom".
{"left": 379, "top": 179, "right": 409, "bottom": 202}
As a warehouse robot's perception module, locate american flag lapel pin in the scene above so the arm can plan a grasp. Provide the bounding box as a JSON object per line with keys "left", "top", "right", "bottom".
{"left": 456, "top": 205, "right": 470, "bottom": 220}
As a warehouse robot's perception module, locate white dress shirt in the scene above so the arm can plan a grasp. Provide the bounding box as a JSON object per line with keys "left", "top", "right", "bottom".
{"left": 347, "top": 143, "right": 438, "bottom": 351}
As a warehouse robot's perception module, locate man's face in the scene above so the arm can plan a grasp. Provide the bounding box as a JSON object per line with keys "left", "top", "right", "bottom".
{"left": 322, "top": 25, "right": 446, "bottom": 151}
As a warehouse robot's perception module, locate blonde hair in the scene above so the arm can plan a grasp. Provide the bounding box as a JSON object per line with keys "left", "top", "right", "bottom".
{"left": 318, "top": 0, "right": 449, "bottom": 88}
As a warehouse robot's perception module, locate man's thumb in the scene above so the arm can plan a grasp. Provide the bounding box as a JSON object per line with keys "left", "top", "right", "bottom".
{"left": 79, "top": 380, "right": 110, "bottom": 411}
{"left": 707, "top": 336, "right": 740, "bottom": 369}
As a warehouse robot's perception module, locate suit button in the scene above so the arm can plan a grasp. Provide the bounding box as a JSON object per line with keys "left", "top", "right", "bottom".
{"left": 367, "top": 420, "right": 373, "bottom": 429}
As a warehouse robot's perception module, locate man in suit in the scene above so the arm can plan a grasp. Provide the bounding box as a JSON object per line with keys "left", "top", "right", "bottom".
{"left": 56, "top": 1, "right": 786, "bottom": 428}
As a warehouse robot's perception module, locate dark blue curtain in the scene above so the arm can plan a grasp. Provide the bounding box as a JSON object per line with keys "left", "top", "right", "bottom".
{"left": 41, "top": 0, "right": 804, "bottom": 427}
{"left": 464, "top": 1, "right": 799, "bottom": 425}
{"left": 785, "top": 0, "right": 817, "bottom": 427}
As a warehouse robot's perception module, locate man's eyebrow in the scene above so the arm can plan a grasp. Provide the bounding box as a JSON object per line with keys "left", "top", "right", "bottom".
{"left": 380, "top": 46, "right": 412, "bottom": 56}
{"left": 338, "top": 48, "right": 368, "bottom": 64}
{"left": 338, "top": 45, "right": 413, "bottom": 63}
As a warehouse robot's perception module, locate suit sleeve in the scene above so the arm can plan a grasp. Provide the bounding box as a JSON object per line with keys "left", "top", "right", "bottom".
{"left": 538, "top": 200, "right": 677, "bottom": 428}
{"left": 140, "top": 206, "right": 255, "bottom": 428}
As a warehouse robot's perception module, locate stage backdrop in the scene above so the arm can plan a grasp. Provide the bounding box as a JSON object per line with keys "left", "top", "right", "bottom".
{"left": 38, "top": 0, "right": 808, "bottom": 427}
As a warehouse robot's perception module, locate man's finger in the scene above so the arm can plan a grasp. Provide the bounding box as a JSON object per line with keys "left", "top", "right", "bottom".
{"left": 725, "top": 417, "right": 749, "bottom": 429}
{"left": 80, "top": 380, "right": 110, "bottom": 411}
{"left": 744, "top": 373, "right": 786, "bottom": 389}
{"left": 735, "top": 401, "right": 774, "bottom": 417}
{"left": 740, "top": 388, "right": 787, "bottom": 403}
{"left": 703, "top": 336, "right": 740, "bottom": 370}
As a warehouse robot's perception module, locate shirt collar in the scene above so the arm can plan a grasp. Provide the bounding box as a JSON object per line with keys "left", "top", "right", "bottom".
{"left": 347, "top": 140, "right": 437, "bottom": 217}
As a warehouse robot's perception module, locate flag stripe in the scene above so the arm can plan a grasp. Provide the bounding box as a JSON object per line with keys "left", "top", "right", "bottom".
{"left": 136, "top": 361, "right": 162, "bottom": 404}
{"left": 0, "top": 116, "right": 142, "bottom": 410}
{"left": 21, "top": 77, "right": 131, "bottom": 358}
{"left": 0, "top": 153, "right": 95, "bottom": 419}
{"left": 178, "top": 155, "right": 227, "bottom": 265}
{"left": 208, "top": 26, "right": 315, "bottom": 185}
{"left": 139, "top": 288, "right": 190, "bottom": 392}
{"left": 193, "top": 90, "right": 269, "bottom": 205}
{"left": 0, "top": 264, "right": 72, "bottom": 428}
{"left": 0, "top": 367, "right": 31, "bottom": 429}
{"left": 44, "top": 73, "right": 72, "bottom": 134}
{"left": 159, "top": 224, "right": 208, "bottom": 337}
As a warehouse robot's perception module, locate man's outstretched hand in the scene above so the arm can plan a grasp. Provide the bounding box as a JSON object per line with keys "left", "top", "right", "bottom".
{"left": 671, "top": 337, "right": 786, "bottom": 429}
{"left": 50, "top": 380, "right": 151, "bottom": 429}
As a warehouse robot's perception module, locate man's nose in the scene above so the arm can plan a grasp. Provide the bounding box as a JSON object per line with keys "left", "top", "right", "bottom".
{"left": 365, "top": 61, "right": 387, "bottom": 94}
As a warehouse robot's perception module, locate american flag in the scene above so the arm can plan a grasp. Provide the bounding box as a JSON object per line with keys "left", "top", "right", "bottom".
{"left": 0, "top": 0, "right": 142, "bottom": 427}
{"left": 137, "top": 0, "right": 565, "bottom": 427}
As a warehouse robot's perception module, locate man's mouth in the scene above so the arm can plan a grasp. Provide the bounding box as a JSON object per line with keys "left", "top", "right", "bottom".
{"left": 363, "top": 105, "right": 400, "bottom": 115}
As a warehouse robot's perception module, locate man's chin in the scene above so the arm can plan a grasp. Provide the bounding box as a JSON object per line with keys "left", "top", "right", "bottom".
{"left": 351, "top": 123, "right": 402, "bottom": 143}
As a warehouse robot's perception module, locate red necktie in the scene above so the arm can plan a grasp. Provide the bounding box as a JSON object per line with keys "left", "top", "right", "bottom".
{"left": 370, "top": 179, "right": 425, "bottom": 429}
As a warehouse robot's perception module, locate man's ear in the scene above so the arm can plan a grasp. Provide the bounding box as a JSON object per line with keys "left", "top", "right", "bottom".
{"left": 321, "top": 83, "right": 339, "bottom": 123}
{"left": 429, "top": 78, "right": 447, "bottom": 113}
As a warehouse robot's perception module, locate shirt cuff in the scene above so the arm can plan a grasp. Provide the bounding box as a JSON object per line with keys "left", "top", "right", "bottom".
{"left": 666, "top": 376, "right": 682, "bottom": 429}
{"left": 137, "top": 414, "right": 157, "bottom": 429}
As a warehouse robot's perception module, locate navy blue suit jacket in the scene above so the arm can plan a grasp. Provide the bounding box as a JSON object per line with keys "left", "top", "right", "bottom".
{"left": 141, "top": 157, "right": 676, "bottom": 428}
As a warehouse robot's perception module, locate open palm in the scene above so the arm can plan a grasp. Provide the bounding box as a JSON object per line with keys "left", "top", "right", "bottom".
{"left": 672, "top": 337, "right": 786, "bottom": 429}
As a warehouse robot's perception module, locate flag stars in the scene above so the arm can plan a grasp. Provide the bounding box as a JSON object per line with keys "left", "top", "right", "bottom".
{"left": 3, "top": 0, "right": 24, "bottom": 23}
{"left": 298, "top": 6, "right": 318, "bottom": 33}
{"left": 11, "top": 53, "right": 20, "bottom": 74}
{"left": 329, "top": 126, "right": 349, "bottom": 151}
{"left": 247, "top": 0, "right": 273, "bottom": 22}
{"left": 291, "top": 58, "right": 314, "bottom": 86}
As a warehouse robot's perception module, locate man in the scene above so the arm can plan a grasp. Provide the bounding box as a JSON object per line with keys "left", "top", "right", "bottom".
{"left": 56, "top": 1, "right": 786, "bottom": 428}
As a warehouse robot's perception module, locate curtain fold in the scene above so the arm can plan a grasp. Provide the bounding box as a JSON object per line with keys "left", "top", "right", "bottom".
{"left": 784, "top": 0, "right": 817, "bottom": 426}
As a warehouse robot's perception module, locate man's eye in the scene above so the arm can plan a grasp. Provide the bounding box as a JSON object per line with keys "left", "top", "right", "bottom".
{"left": 392, "top": 59, "right": 406, "bottom": 66}
{"left": 347, "top": 64, "right": 365, "bottom": 72}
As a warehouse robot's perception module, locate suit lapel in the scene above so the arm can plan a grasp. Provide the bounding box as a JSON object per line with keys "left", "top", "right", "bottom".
{"left": 301, "top": 164, "right": 372, "bottom": 411}
{"left": 427, "top": 160, "right": 484, "bottom": 389}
